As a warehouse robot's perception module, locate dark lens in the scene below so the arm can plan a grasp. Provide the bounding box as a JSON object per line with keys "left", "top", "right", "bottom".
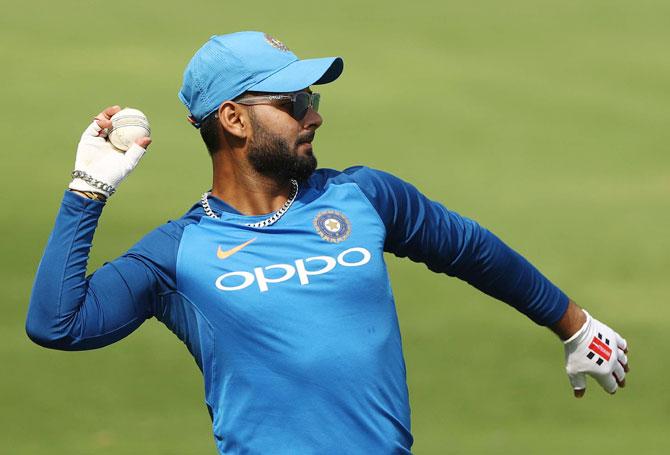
{"left": 292, "top": 93, "right": 310, "bottom": 120}
{"left": 311, "top": 93, "right": 320, "bottom": 113}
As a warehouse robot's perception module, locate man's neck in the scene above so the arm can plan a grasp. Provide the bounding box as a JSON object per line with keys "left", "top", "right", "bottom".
{"left": 210, "top": 159, "right": 293, "bottom": 216}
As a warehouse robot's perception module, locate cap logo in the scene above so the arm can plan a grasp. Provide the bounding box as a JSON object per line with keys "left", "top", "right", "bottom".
{"left": 264, "top": 33, "right": 290, "bottom": 52}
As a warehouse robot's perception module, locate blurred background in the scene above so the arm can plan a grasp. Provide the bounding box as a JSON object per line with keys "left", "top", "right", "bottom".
{"left": 1, "top": 0, "right": 668, "bottom": 453}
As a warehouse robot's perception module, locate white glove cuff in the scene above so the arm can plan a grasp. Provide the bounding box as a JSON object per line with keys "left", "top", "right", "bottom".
{"left": 563, "top": 310, "right": 591, "bottom": 345}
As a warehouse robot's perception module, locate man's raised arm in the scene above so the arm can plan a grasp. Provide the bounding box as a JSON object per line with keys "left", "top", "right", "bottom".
{"left": 26, "top": 106, "right": 155, "bottom": 350}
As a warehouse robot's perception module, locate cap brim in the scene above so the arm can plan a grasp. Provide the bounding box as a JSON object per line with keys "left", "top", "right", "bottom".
{"left": 249, "top": 57, "right": 343, "bottom": 93}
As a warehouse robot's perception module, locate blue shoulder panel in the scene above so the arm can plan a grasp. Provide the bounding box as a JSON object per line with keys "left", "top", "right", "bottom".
{"left": 311, "top": 166, "right": 569, "bottom": 326}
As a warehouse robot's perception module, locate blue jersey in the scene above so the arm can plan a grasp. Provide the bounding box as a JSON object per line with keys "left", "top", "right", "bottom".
{"left": 27, "top": 166, "right": 568, "bottom": 454}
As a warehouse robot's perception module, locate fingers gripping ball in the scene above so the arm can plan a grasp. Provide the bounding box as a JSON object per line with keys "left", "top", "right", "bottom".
{"left": 108, "top": 108, "right": 151, "bottom": 151}
{"left": 69, "top": 106, "right": 150, "bottom": 198}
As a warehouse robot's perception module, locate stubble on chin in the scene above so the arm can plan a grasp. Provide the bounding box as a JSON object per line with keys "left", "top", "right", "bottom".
{"left": 247, "top": 130, "right": 317, "bottom": 183}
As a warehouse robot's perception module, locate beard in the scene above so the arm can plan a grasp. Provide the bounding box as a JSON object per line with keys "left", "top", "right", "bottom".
{"left": 247, "top": 115, "right": 317, "bottom": 183}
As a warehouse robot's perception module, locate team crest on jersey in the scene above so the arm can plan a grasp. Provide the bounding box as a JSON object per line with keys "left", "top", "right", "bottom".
{"left": 313, "top": 210, "right": 351, "bottom": 243}
{"left": 264, "top": 34, "right": 290, "bottom": 51}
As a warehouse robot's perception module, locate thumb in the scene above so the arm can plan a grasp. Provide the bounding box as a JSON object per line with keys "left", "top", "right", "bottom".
{"left": 124, "top": 141, "right": 148, "bottom": 167}
{"left": 568, "top": 371, "right": 586, "bottom": 398}
{"left": 135, "top": 137, "right": 152, "bottom": 149}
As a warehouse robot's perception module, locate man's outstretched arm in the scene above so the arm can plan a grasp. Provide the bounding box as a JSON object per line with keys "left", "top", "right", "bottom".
{"left": 344, "top": 166, "right": 629, "bottom": 397}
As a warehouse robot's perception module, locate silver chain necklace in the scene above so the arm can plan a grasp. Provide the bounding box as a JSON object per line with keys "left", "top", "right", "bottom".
{"left": 200, "top": 179, "right": 299, "bottom": 228}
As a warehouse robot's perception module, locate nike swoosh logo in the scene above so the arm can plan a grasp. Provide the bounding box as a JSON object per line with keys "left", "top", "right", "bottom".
{"left": 217, "top": 238, "right": 257, "bottom": 260}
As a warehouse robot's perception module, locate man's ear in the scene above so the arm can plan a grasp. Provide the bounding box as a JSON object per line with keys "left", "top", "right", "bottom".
{"left": 218, "top": 101, "right": 251, "bottom": 139}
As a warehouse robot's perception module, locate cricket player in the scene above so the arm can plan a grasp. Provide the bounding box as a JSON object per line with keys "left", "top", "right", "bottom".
{"left": 26, "top": 31, "right": 629, "bottom": 454}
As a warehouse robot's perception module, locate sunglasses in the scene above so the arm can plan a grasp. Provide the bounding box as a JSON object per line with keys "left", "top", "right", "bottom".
{"left": 236, "top": 92, "right": 320, "bottom": 121}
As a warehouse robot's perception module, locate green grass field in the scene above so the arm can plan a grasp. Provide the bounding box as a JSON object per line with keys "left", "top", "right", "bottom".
{"left": 2, "top": 0, "right": 669, "bottom": 453}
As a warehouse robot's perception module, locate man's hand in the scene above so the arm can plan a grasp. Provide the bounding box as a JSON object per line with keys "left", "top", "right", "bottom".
{"left": 562, "top": 309, "right": 629, "bottom": 397}
{"left": 69, "top": 105, "right": 151, "bottom": 198}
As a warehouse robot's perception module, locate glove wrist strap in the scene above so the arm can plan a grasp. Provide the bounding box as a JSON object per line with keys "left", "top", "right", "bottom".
{"left": 563, "top": 310, "right": 591, "bottom": 345}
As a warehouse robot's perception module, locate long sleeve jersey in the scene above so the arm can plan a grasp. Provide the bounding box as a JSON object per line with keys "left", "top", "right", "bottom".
{"left": 26, "top": 166, "right": 568, "bottom": 454}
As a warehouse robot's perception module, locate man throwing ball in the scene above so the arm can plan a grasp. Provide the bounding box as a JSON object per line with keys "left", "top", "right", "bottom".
{"left": 26, "top": 31, "right": 629, "bottom": 454}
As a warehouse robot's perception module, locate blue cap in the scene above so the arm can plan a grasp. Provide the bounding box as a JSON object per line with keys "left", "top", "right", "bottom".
{"left": 179, "top": 31, "right": 344, "bottom": 127}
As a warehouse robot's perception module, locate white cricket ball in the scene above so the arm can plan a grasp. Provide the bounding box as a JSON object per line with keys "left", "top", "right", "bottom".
{"left": 108, "top": 108, "right": 151, "bottom": 151}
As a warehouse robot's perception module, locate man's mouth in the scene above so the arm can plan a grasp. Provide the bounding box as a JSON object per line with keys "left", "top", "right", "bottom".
{"left": 297, "top": 132, "right": 315, "bottom": 145}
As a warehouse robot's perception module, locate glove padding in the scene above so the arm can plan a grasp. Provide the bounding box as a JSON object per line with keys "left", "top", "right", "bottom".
{"left": 564, "top": 310, "right": 628, "bottom": 395}
{"left": 69, "top": 120, "right": 147, "bottom": 197}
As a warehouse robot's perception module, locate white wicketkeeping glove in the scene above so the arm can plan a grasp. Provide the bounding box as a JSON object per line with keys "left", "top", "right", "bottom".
{"left": 564, "top": 310, "right": 628, "bottom": 396}
{"left": 69, "top": 120, "right": 147, "bottom": 197}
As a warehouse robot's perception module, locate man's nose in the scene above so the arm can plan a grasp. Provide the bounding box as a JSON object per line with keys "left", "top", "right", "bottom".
{"left": 302, "top": 107, "right": 323, "bottom": 129}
